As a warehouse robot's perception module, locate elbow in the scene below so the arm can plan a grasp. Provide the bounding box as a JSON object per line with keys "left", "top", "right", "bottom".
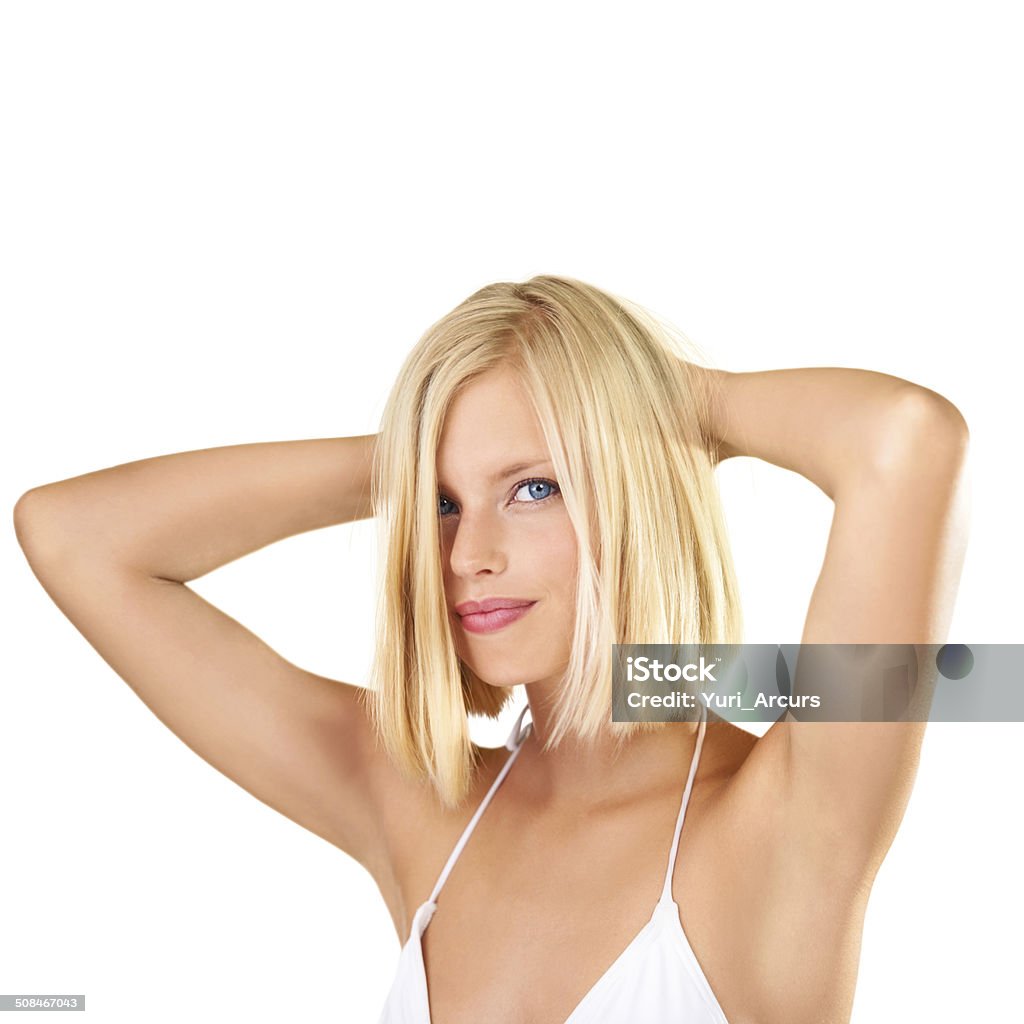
{"left": 13, "top": 488, "right": 44, "bottom": 549}
{"left": 915, "top": 385, "right": 967, "bottom": 431}
{"left": 895, "top": 387, "right": 969, "bottom": 441}
{"left": 870, "top": 388, "right": 970, "bottom": 476}
{"left": 13, "top": 487, "right": 72, "bottom": 565}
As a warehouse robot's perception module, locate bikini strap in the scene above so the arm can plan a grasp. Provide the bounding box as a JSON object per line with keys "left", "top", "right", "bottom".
{"left": 426, "top": 704, "right": 533, "bottom": 906}
{"left": 659, "top": 699, "right": 708, "bottom": 905}
{"left": 505, "top": 701, "right": 533, "bottom": 751}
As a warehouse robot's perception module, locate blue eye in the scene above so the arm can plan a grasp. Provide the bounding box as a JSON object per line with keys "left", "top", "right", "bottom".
{"left": 513, "top": 478, "right": 559, "bottom": 503}
{"left": 437, "top": 477, "right": 560, "bottom": 518}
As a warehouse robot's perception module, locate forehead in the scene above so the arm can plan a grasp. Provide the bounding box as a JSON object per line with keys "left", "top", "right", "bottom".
{"left": 436, "top": 367, "right": 550, "bottom": 476}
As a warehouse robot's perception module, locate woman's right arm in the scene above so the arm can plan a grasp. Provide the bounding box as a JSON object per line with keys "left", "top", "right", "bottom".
{"left": 13, "top": 436, "right": 392, "bottom": 875}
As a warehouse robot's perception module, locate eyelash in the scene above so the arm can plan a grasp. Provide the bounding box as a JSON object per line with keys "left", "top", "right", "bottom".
{"left": 438, "top": 477, "right": 561, "bottom": 518}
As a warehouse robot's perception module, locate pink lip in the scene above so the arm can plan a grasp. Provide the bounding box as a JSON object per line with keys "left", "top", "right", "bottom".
{"left": 455, "top": 597, "right": 536, "bottom": 615}
{"left": 457, "top": 601, "right": 537, "bottom": 634}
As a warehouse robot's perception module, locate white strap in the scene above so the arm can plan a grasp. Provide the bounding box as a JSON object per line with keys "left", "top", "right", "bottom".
{"left": 505, "top": 702, "right": 533, "bottom": 751}
{"left": 427, "top": 705, "right": 532, "bottom": 905}
{"left": 660, "top": 700, "right": 708, "bottom": 903}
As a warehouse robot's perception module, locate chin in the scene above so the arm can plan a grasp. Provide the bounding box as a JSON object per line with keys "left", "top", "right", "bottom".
{"left": 487, "top": 680, "right": 521, "bottom": 693}
{"left": 475, "top": 672, "right": 522, "bottom": 691}
{"left": 462, "top": 661, "right": 525, "bottom": 691}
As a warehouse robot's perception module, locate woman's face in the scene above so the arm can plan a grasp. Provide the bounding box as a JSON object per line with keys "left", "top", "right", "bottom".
{"left": 436, "top": 365, "right": 578, "bottom": 692}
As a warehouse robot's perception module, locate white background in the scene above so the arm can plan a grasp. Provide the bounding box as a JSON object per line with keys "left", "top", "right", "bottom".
{"left": 2, "top": 2, "right": 1020, "bottom": 1021}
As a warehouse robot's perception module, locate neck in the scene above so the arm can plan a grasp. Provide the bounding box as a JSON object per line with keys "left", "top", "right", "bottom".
{"left": 510, "top": 687, "right": 707, "bottom": 812}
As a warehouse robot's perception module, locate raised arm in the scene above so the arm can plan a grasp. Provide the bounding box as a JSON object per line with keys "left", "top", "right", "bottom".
{"left": 15, "top": 437, "right": 377, "bottom": 581}
{"left": 13, "top": 436, "right": 392, "bottom": 873}
{"left": 692, "top": 363, "right": 970, "bottom": 879}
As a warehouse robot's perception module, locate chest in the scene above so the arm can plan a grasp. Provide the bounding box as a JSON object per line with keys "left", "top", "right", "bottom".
{"left": 382, "top": 737, "right": 872, "bottom": 1024}
{"left": 419, "top": 794, "right": 693, "bottom": 1022}
{"left": 384, "top": 759, "right": 869, "bottom": 1024}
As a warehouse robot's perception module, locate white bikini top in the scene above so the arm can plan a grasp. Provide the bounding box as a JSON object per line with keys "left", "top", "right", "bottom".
{"left": 376, "top": 700, "right": 730, "bottom": 1023}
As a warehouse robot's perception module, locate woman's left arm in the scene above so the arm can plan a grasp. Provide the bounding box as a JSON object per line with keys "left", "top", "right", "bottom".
{"left": 692, "top": 363, "right": 971, "bottom": 878}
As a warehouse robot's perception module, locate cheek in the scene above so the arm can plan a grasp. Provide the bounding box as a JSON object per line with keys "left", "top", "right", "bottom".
{"left": 548, "top": 526, "right": 579, "bottom": 599}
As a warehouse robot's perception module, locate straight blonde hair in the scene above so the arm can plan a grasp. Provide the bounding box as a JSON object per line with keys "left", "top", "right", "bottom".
{"left": 360, "top": 275, "right": 743, "bottom": 808}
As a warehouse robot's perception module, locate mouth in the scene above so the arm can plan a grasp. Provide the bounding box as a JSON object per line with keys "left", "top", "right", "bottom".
{"left": 458, "top": 601, "right": 537, "bottom": 635}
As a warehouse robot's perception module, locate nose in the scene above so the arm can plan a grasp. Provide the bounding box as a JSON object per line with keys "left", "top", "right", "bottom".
{"left": 446, "top": 511, "right": 508, "bottom": 577}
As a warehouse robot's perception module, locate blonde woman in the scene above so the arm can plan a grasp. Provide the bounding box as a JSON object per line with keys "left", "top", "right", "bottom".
{"left": 14, "top": 275, "right": 970, "bottom": 1024}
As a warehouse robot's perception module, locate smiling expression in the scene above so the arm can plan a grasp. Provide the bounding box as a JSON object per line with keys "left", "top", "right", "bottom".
{"left": 436, "top": 365, "right": 579, "bottom": 692}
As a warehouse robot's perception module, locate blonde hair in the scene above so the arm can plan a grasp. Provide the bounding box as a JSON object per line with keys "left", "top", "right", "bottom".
{"left": 361, "top": 274, "right": 743, "bottom": 808}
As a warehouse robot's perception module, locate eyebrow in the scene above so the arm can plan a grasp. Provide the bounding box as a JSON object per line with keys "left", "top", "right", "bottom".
{"left": 438, "top": 458, "right": 554, "bottom": 490}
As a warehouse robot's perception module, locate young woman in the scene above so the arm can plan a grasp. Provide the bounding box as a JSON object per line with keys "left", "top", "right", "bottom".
{"left": 14, "top": 275, "right": 970, "bottom": 1024}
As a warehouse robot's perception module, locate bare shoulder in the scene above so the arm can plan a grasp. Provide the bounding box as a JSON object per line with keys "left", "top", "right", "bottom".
{"left": 363, "top": 731, "right": 506, "bottom": 937}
